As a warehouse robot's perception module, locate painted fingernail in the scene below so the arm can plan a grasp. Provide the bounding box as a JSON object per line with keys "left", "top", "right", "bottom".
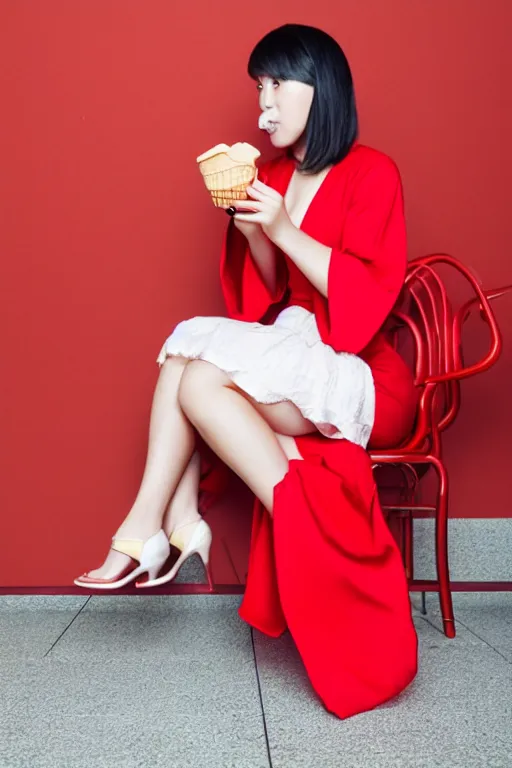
{"left": 226, "top": 206, "right": 237, "bottom": 216}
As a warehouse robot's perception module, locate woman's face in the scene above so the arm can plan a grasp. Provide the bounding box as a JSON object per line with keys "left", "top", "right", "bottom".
{"left": 257, "top": 76, "right": 314, "bottom": 152}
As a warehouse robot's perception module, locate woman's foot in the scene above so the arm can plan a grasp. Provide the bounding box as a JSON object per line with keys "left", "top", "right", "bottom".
{"left": 136, "top": 516, "right": 213, "bottom": 589}
{"left": 79, "top": 517, "right": 158, "bottom": 580}
{"left": 74, "top": 517, "right": 170, "bottom": 588}
{"left": 82, "top": 550, "right": 133, "bottom": 582}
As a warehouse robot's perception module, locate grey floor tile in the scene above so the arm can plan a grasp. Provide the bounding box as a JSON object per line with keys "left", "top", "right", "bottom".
{"left": 411, "top": 605, "right": 491, "bottom": 649}
{"left": 253, "top": 615, "right": 512, "bottom": 767}
{"left": 0, "top": 661, "right": 40, "bottom": 718}
{"left": 0, "top": 655, "right": 269, "bottom": 768}
{"left": 421, "top": 592, "right": 512, "bottom": 662}
{"left": 0, "top": 597, "right": 87, "bottom": 718}
{"left": 0, "top": 594, "right": 269, "bottom": 768}
{"left": 334, "top": 743, "right": 512, "bottom": 768}
{"left": 0, "top": 596, "right": 88, "bottom": 662}
{"left": 48, "top": 595, "right": 251, "bottom": 664}
{"left": 0, "top": 596, "right": 269, "bottom": 768}
{"left": 0, "top": 596, "right": 88, "bottom": 612}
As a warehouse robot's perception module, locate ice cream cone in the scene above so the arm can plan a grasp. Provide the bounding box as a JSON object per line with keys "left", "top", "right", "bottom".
{"left": 196, "top": 142, "right": 261, "bottom": 207}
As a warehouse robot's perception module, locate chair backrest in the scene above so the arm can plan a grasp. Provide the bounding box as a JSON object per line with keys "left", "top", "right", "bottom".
{"left": 386, "top": 254, "right": 506, "bottom": 454}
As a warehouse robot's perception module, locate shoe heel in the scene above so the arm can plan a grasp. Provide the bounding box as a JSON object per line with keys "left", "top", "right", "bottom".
{"left": 146, "top": 563, "right": 164, "bottom": 581}
{"left": 195, "top": 522, "right": 214, "bottom": 592}
{"left": 135, "top": 519, "right": 214, "bottom": 589}
{"left": 139, "top": 530, "right": 171, "bottom": 582}
{"left": 197, "top": 541, "right": 214, "bottom": 592}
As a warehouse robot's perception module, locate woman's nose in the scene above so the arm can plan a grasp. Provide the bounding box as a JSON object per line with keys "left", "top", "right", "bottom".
{"left": 261, "top": 85, "right": 275, "bottom": 109}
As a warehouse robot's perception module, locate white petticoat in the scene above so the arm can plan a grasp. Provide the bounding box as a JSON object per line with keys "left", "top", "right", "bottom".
{"left": 156, "top": 306, "right": 375, "bottom": 448}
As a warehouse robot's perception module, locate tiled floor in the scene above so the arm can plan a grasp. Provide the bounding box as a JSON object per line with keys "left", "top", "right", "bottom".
{"left": 0, "top": 592, "right": 510, "bottom": 768}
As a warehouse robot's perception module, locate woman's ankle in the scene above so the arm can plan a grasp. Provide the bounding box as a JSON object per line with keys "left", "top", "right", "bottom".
{"left": 164, "top": 508, "right": 202, "bottom": 538}
{"left": 115, "top": 510, "right": 163, "bottom": 540}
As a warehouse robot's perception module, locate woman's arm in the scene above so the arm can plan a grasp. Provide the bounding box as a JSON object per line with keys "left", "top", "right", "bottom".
{"left": 233, "top": 178, "right": 331, "bottom": 296}
{"left": 245, "top": 227, "right": 281, "bottom": 296}
{"left": 271, "top": 226, "right": 330, "bottom": 297}
{"left": 219, "top": 218, "right": 287, "bottom": 323}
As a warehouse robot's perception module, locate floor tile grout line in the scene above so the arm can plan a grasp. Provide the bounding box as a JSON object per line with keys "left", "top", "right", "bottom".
{"left": 419, "top": 612, "right": 511, "bottom": 664}
{"left": 453, "top": 618, "right": 511, "bottom": 664}
{"left": 417, "top": 614, "right": 445, "bottom": 636}
{"left": 250, "top": 629, "right": 274, "bottom": 768}
{"left": 43, "top": 596, "right": 92, "bottom": 658}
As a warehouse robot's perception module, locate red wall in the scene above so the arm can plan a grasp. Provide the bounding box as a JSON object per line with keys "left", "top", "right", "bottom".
{"left": 1, "top": 1, "right": 510, "bottom": 587}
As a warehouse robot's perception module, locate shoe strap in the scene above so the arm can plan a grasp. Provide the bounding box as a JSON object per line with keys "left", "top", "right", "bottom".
{"left": 111, "top": 538, "right": 143, "bottom": 562}
{"left": 169, "top": 520, "right": 202, "bottom": 550}
{"left": 172, "top": 519, "right": 202, "bottom": 534}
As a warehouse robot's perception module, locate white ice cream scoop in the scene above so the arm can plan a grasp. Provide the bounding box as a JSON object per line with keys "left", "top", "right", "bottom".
{"left": 258, "top": 109, "right": 279, "bottom": 134}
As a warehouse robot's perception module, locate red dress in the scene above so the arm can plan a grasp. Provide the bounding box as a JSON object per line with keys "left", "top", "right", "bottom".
{"left": 209, "top": 143, "right": 419, "bottom": 719}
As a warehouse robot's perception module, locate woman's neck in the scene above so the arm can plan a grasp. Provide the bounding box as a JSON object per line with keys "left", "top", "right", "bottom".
{"left": 291, "top": 137, "right": 307, "bottom": 164}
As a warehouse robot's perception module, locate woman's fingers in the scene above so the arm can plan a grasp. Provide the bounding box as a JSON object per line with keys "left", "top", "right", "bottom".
{"left": 250, "top": 178, "right": 280, "bottom": 198}
{"left": 245, "top": 184, "right": 267, "bottom": 202}
{"left": 231, "top": 200, "right": 265, "bottom": 212}
{"left": 233, "top": 212, "right": 264, "bottom": 223}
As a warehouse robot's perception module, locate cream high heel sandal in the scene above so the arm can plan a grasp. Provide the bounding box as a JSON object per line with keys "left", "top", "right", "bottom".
{"left": 74, "top": 529, "right": 171, "bottom": 590}
{"left": 136, "top": 519, "right": 214, "bottom": 590}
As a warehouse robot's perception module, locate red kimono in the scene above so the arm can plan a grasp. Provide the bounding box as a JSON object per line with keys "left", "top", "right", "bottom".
{"left": 213, "top": 143, "right": 419, "bottom": 719}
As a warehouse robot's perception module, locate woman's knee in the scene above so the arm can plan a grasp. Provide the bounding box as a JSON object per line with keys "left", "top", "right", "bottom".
{"left": 159, "top": 354, "right": 190, "bottom": 384}
{"left": 178, "top": 360, "right": 230, "bottom": 415}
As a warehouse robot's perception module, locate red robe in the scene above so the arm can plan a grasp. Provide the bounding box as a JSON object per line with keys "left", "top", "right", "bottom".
{"left": 210, "top": 143, "right": 419, "bottom": 719}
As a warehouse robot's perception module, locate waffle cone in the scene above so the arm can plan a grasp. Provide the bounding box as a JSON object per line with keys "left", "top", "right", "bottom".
{"left": 197, "top": 143, "right": 260, "bottom": 207}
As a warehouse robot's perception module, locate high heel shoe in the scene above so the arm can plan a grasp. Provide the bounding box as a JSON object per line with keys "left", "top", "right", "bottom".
{"left": 74, "top": 529, "right": 171, "bottom": 590}
{"left": 136, "top": 519, "right": 214, "bottom": 590}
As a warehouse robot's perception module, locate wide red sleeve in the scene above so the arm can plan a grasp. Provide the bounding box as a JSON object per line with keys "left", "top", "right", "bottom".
{"left": 219, "top": 221, "right": 288, "bottom": 322}
{"left": 315, "top": 156, "right": 407, "bottom": 354}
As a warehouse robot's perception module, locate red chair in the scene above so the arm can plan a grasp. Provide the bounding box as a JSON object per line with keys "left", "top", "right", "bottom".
{"left": 371, "top": 254, "right": 508, "bottom": 637}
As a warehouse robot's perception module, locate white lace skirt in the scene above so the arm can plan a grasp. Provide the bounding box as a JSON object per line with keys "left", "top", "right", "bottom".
{"left": 156, "top": 305, "right": 375, "bottom": 448}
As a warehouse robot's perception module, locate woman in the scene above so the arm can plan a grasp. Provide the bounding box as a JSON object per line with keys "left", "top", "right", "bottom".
{"left": 75, "top": 23, "right": 419, "bottom": 719}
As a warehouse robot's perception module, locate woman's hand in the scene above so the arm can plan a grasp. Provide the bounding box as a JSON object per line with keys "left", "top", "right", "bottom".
{"left": 230, "top": 179, "right": 295, "bottom": 244}
{"left": 221, "top": 200, "right": 262, "bottom": 240}
{"left": 230, "top": 210, "right": 263, "bottom": 240}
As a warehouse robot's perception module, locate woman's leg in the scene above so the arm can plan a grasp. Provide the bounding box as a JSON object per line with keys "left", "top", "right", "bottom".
{"left": 275, "top": 432, "right": 304, "bottom": 461}
{"left": 179, "top": 361, "right": 314, "bottom": 513}
{"left": 159, "top": 426, "right": 303, "bottom": 542}
{"left": 161, "top": 450, "right": 202, "bottom": 537}
{"left": 86, "top": 356, "right": 196, "bottom": 579}
{"left": 86, "top": 356, "right": 311, "bottom": 580}
{"left": 159, "top": 431, "right": 302, "bottom": 551}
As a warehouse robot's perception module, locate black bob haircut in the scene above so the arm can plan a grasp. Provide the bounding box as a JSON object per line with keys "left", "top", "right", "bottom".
{"left": 248, "top": 24, "right": 358, "bottom": 174}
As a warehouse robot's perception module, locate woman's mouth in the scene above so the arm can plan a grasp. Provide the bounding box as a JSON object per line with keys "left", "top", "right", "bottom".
{"left": 258, "top": 110, "right": 279, "bottom": 134}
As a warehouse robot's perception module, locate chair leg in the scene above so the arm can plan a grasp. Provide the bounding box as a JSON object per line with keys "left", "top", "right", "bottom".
{"left": 431, "top": 456, "right": 456, "bottom": 638}
{"left": 404, "top": 512, "right": 414, "bottom": 580}
{"left": 399, "top": 515, "right": 406, "bottom": 566}
{"left": 395, "top": 465, "right": 417, "bottom": 580}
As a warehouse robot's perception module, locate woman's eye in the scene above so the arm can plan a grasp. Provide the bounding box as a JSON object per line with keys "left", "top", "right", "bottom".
{"left": 256, "top": 79, "right": 280, "bottom": 92}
